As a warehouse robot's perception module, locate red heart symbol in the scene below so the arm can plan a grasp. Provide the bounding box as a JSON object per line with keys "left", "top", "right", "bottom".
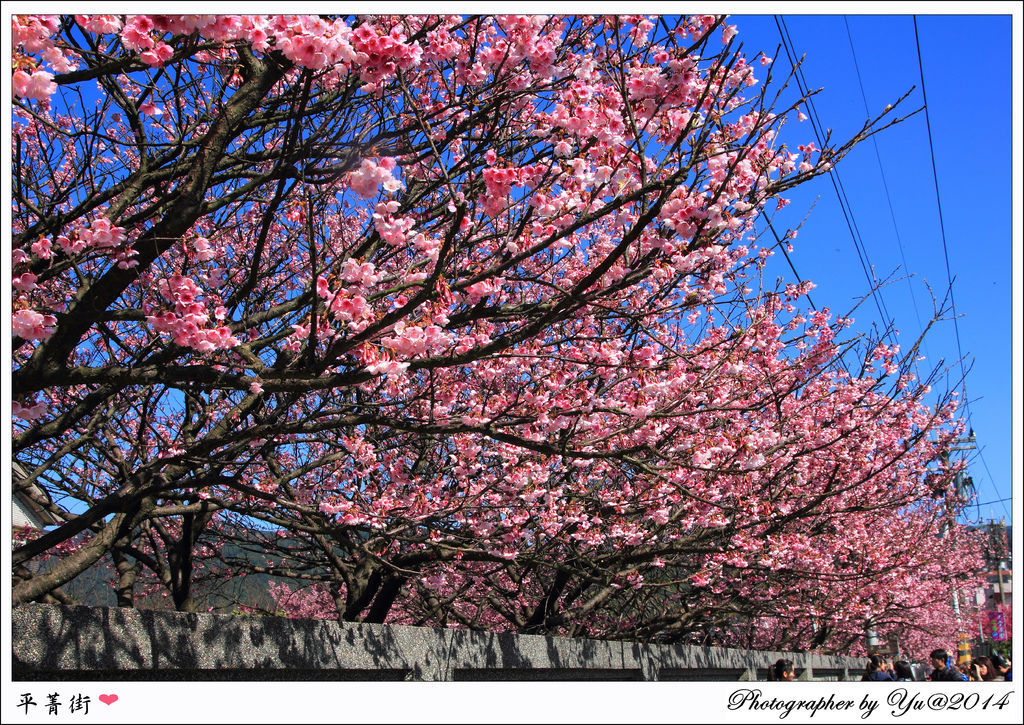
{"left": 98, "top": 694, "right": 118, "bottom": 706}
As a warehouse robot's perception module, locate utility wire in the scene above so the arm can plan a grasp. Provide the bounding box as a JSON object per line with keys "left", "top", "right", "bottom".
{"left": 780, "top": 17, "right": 1005, "bottom": 521}
{"left": 778, "top": 18, "right": 888, "bottom": 325}
{"left": 974, "top": 445, "right": 1010, "bottom": 518}
{"left": 972, "top": 497, "right": 1012, "bottom": 508}
{"left": 911, "top": 17, "right": 970, "bottom": 405}
{"left": 765, "top": 218, "right": 816, "bottom": 310}
{"left": 910, "top": 19, "right": 1003, "bottom": 518}
{"left": 775, "top": 16, "right": 898, "bottom": 346}
{"left": 764, "top": 212, "right": 856, "bottom": 379}
{"left": 843, "top": 16, "right": 929, "bottom": 373}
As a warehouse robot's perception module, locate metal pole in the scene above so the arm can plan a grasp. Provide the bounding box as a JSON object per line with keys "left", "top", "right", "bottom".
{"left": 939, "top": 434, "right": 977, "bottom": 665}
{"left": 865, "top": 620, "right": 879, "bottom": 654}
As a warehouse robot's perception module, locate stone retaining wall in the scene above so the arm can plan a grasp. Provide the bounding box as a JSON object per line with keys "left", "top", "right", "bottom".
{"left": 12, "top": 604, "right": 863, "bottom": 682}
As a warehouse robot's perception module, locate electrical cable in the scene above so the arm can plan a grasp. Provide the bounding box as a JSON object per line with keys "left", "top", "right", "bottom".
{"left": 912, "top": 17, "right": 970, "bottom": 408}
{"left": 775, "top": 16, "right": 898, "bottom": 347}
{"left": 780, "top": 16, "right": 1007, "bottom": 523}
{"left": 763, "top": 214, "right": 856, "bottom": 379}
{"left": 764, "top": 218, "right": 816, "bottom": 310}
{"left": 972, "top": 497, "right": 1012, "bottom": 508}
{"left": 843, "top": 16, "right": 930, "bottom": 374}
{"left": 911, "top": 18, "right": 1006, "bottom": 521}
{"left": 973, "top": 445, "right": 1011, "bottom": 518}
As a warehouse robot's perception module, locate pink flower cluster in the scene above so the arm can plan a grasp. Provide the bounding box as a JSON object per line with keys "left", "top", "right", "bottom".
{"left": 12, "top": 308, "right": 57, "bottom": 340}
{"left": 349, "top": 158, "right": 402, "bottom": 199}
{"left": 78, "top": 217, "right": 127, "bottom": 248}
{"left": 373, "top": 210, "right": 415, "bottom": 247}
{"left": 658, "top": 190, "right": 707, "bottom": 240}
{"left": 423, "top": 27, "right": 461, "bottom": 62}
{"left": 119, "top": 16, "right": 155, "bottom": 50}
{"left": 30, "top": 238, "right": 52, "bottom": 259}
{"left": 119, "top": 15, "right": 213, "bottom": 65}
{"left": 268, "top": 582, "right": 337, "bottom": 620}
{"left": 479, "top": 165, "right": 543, "bottom": 217}
{"left": 315, "top": 275, "right": 374, "bottom": 332}
{"left": 12, "top": 14, "right": 60, "bottom": 52}
{"left": 13, "top": 273, "right": 38, "bottom": 292}
{"left": 14, "top": 13, "right": 434, "bottom": 112}
{"left": 365, "top": 359, "right": 411, "bottom": 378}
{"left": 13, "top": 399, "right": 48, "bottom": 422}
{"left": 13, "top": 220, "right": 131, "bottom": 268}
{"left": 145, "top": 274, "right": 239, "bottom": 352}
{"left": 12, "top": 16, "right": 75, "bottom": 96}
{"left": 190, "top": 237, "right": 217, "bottom": 261}
{"left": 74, "top": 14, "right": 122, "bottom": 35}
{"left": 464, "top": 278, "right": 502, "bottom": 304}
{"left": 382, "top": 320, "right": 452, "bottom": 358}
{"left": 272, "top": 16, "right": 359, "bottom": 70}
{"left": 281, "top": 322, "right": 312, "bottom": 353}
{"left": 140, "top": 44, "right": 174, "bottom": 67}
{"left": 349, "top": 23, "right": 424, "bottom": 86}
{"left": 47, "top": 217, "right": 139, "bottom": 269}
{"left": 328, "top": 293, "right": 371, "bottom": 326}
{"left": 12, "top": 70, "right": 57, "bottom": 103}
{"left": 340, "top": 258, "right": 379, "bottom": 288}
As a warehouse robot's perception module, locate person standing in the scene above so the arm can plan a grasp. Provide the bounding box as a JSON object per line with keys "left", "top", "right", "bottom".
{"left": 893, "top": 661, "right": 915, "bottom": 681}
{"left": 769, "top": 659, "right": 796, "bottom": 681}
{"left": 928, "top": 648, "right": 968, "bottom": 682}
{"left": 989, "top": 653, "right": 1012, "bottom": 681}
{"left": 862, "top": 655, "right": 895, "bottom": 681}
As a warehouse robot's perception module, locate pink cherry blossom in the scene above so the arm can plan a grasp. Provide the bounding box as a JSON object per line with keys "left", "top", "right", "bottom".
{"left": 13, "top": 400, "right": 48, "bottom": 421}
{"left": 13, "top": 308, "right": 57, "bottom": 340}
{"left": 13, "top": 273, "right": 38, "bottom": 292}
{"left": 12, "top": 70, "right": 56, "bottom": 102}
{"left": 30, "top": 237, "right": 52, "bottom": 259}
{"left": 349, "top": 158, "right": 403, "bottom": 199}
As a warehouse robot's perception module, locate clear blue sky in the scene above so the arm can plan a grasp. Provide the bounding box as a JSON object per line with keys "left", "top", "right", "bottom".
{"left": 729, "top": 13, "right": 1015, "bottom": 526}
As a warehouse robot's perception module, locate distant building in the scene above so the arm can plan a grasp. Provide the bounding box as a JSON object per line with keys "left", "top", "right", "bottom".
{"left": 12, "top": 462, "right": 63, "bottom": 531}
{"left": 970, "top": 520, "right": 1012, "bottom": 649}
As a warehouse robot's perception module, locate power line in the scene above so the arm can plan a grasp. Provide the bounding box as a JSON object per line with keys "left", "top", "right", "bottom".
{"left": 774, "top": 16, "right": 898, "bottom": 347}
{"left": 972, "top": 497, "right": 1012, "bottom": 508}
{"left": 765, "top": 218, "right": 816, "bottom": 310}
{"left": 911, "top": 17, "right": 970, "bottom": 411}
{"left": 910, "top": 19, "right": 1002, "bottom": 520}
{"left": 843, "top": 16, "right": 930, "bottom": 371}
{"left": 974, "top": 444, "right": 1010, "bottom": 518}
{"left": 763, "top": 211, "right": 856, "bottom": 380}
{"left": 779, "top": 17, "right": 1006, "bottom": 523}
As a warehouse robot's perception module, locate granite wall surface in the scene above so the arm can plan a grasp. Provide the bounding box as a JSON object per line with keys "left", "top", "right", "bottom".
{"left": 13, "top": 603, "right": 863, "bottom": 681}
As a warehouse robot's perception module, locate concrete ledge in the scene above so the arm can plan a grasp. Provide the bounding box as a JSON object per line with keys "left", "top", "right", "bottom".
{"left": 12, "top": 604, "right": 862, "bottom": 681}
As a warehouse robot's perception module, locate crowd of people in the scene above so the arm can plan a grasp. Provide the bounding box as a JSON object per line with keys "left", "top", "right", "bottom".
{"left": 918, "top": 649, "right": 1013, "bottom": 683}
{"left": 766, "top": 650, "right": 1012, "bottom": 682}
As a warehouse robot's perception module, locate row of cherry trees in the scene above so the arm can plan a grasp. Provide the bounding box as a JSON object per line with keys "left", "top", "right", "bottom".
{"left": 11, "top": 13, "right": 983, "bottom": 655}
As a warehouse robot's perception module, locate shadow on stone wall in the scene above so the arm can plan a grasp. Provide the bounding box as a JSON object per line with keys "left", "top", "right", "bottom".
{"left": 13, "top": 603, "right": 859, "bottom": 682}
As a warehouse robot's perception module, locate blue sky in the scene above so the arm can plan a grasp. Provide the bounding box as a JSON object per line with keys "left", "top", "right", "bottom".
{"left": 729, "top": 13, "right": 1016, "bottom": 526}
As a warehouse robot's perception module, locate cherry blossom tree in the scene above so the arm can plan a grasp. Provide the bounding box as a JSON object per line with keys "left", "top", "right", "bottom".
{"left": 11, "top": 13, "right": 983, "bottom": 652}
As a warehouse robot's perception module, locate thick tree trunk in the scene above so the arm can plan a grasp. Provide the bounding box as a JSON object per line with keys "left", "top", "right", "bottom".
{"left": 13, "top": 564, "right": 74, "bottom": 605}
{"left": 112, "top": 545, "right": 139, "bottom": 607}
{"left": 363, "top": 575, "right": 405, "bottom": 624}
{"left": 344, "top": 566, "right": 383, "bottom": 621}
{"left": 12, "top": 498, "right": 153, "bottom": 603}
{"left": 522, "top": 570, "right": 570, "bottom": 634}
{"left": 168, "top": 512, "right": 197, "bottom": 612}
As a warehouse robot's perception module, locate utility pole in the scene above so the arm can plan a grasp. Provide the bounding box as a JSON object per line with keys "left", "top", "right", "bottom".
{"left": 939, "top": 430, "right": 977, "bottom": 665}
{"left": 996, "top": 517, "right": 1008, "bottom": 607}
{"left": 948, "top": 429, "right": 977, "bottom": 500}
